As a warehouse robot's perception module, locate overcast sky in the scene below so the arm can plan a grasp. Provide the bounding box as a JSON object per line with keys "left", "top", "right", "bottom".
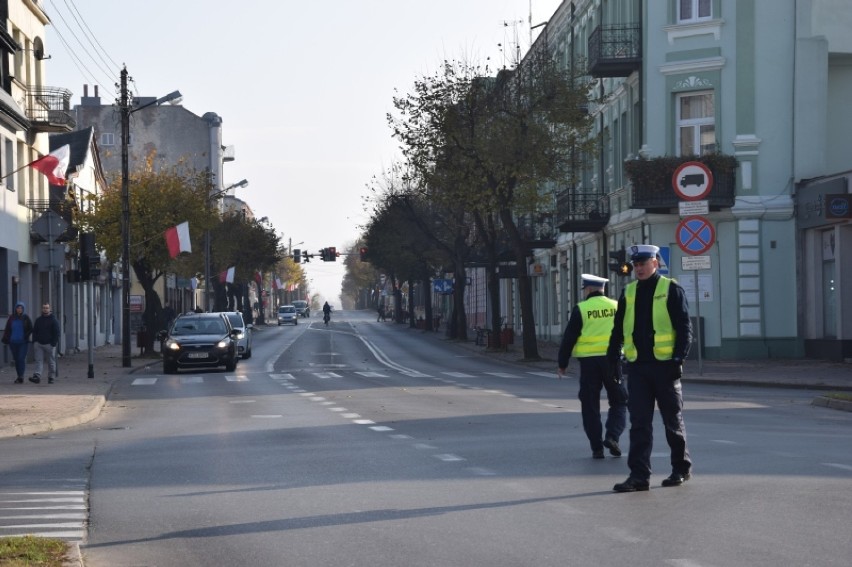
{"left": 45, "top": 0, "right": 561, "bottom": 307}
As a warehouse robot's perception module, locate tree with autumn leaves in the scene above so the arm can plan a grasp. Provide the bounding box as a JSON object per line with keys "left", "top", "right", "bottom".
{"left": 78, "top": 161, "right": 282, "bottom": 352}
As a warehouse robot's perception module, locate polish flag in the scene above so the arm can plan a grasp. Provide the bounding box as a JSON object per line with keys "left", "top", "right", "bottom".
{"left": 219, "top": 266, "right": 235, "bottom": 284}
{"left": 164, "top": 221, "right": 191, "bottom": 258}
{"left": 29, "top": 145, "right": 71, "bottom": 186}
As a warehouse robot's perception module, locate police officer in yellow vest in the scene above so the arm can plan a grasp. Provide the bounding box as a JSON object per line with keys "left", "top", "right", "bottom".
{"left": 608, "top": 244, "right": 693, "bottom": 492}
{"left": 558, "top": 274, "right": 628, "bottom": 459}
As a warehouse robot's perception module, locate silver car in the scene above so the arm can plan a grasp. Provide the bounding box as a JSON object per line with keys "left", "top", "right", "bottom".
{"left": 277, "top": 305, "right": 298, "bottom": 325}
{"left": 222, "top": 311, "right": 253, "bottom": 359}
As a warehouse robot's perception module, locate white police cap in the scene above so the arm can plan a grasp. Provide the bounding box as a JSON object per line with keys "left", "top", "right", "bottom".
{"left": 581, "top": 273, "right": 608, "bottom": 288}
{"left": 629, "top": 244, "right": 660, "bottom": 262}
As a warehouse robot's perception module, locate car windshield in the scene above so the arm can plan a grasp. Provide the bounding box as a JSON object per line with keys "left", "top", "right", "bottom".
{"left": 226, "top": 314, "right": 244, "bottom": 328}
{"left": 171, "top": 318, "right": 227, "bottom": 335}
{"left": 280, "top": 307, "right": 295, "bottom": 313}
{"left": 293, "top": 301, "right": 306, "bottom": 307}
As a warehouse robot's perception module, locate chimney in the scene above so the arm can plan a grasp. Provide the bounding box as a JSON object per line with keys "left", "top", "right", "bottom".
{"left": 83, "top": 84, "right": 88, "bottom": 97}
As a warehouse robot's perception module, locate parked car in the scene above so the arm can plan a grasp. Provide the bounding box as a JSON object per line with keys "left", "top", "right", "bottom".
{"left": 157, "top": 312, "right": 239, "bottom": 374}
{"left": 222, "top": 311, "right": 253, "bottom": 359}
{"left": 277, "top": 305, "right": 298, "bottom": 325}
{"left": 292, "top": 299, "right": 310, "bottom": 318}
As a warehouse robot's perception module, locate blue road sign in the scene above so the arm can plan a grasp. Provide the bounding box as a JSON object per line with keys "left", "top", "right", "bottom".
{"left": 433, "top": 279, "right": 453, "bottom": 294}
{"left": 676, "top": 216, "right": 715, "bottom": 256}
{"left": 658, "top": 246, "right": 670, "bottom": 275}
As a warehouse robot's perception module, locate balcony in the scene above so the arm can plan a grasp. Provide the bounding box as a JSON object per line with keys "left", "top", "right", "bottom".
{"left": 556, "top": 190, "right": 610, "bottom": 233}
{"left": 24, "top": 86, "right": 76, "bottom": 133}
{"left": 625, "top": 154, "right": 738, "bottom": 211}
{"left": 588, "top": 24, "right": 642, "bottom": 78}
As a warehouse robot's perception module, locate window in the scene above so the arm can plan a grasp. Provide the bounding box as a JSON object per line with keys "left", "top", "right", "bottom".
{"left": 678, "top": 0, "right": 712, "bottom": 22}
{"left": 676, "top": 91, "right": 715, "bottom": 156}
{"left": 100, "top": 132, "right": 115, "bottom": 146}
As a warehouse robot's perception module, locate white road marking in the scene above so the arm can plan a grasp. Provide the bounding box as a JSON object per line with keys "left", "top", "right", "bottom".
{"left": 313, "top": 372, "right": 342, "bottom": 379}
{"left": 131, "top": 378, "right": 157, "bottom": 385}
{"left": 414, "top": 443, "right": 437, "bottom": 450}
{"left": 485, "top": 372, "right": 521, "bottom": 378}
{"left": 180, "top": 376, "right": 203, "bottom": 384}
{"left": 528, "top": 371, "right": 558, "bottom": 377}
{"left": 823, "top": 462, "right": 852, "bottom": 472}
{"left": 711, "top": 439, "right": 739, "bottom": 444}
{"left": 390, "top": 434, "right": 413, "bottom": 440}
{"left": 353, "top": 419, "right": 376, "bottom": 425}
{"left": 355, "top": 372, "right": 388, "bottom": 377}
{"left": 309, "top": 396, "right": 326, "bottom": 402}
{"left": 466, "top": 467, "right": 497, "bottom": 476}
{"left": 370, "top": 426, "right": 394, "bottom": 432}
{"left": 443, "top": 372, "right": 474, "bottom": 378}
{"left": 225, "top": 375, "right": 248, "bottom": 382}
{"left": 329, "top": 407, "right": 347, "bottom": 412}
{"left": 400, "top": 371, "right": 432, "bottom": 377}
{"left": 342, "top": 413, "right": 361, "bottom": 419}
{"left": 434, "top": 454, "right": 465, "bottom": 462}
{"left": 270, "top": 373, "right": 295, "bottom": 381}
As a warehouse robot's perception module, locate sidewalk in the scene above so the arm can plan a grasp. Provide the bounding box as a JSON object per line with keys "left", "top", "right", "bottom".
{"left": 2, "top": 329, "right": 851, "bottom": 441}
{"left": 0, "top": 343, "right": 150, "bottom": 439}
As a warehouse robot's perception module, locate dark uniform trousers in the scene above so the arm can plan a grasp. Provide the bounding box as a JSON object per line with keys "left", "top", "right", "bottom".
{"left": 578, "top": 357, "right": 628, "bottom": 450}
{"left": 626, "top": 361, "right": 692, "bottom": 481}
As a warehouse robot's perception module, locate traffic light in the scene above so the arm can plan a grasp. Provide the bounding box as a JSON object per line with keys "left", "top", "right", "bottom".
{"left": 609, "top": 249, "right": 633, "bottom": 276}
{"left": 319, "top": 248, "right": 327, "bottom": 261}
{"left": 302, "top": 250, "right": 310, "bottom": 263}
{"left": 359, "top": 247, "right": 368, "bottom": 261}
{"left": 293, "top": 248, "right": 301, "bottom": 263}
{"left": 608, "top": 249, "right": 625, "bottom": 273}
{"left": 327, "top": 247, "right": 337, "bottom": 261}
{"left": 80, "top": 232, "right": 99, "bottom": 281}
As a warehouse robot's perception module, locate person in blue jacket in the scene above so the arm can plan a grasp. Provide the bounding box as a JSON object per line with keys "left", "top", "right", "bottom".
{"left": 2, "top": 301, "right": 34, "bottom": 383}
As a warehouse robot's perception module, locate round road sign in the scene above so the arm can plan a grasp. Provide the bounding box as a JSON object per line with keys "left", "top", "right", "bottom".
{"left": 672, "top": 161, "right": 713, "bottom": 201}
{"left": 676, "top": 215, "right": 715, "bottom": 255}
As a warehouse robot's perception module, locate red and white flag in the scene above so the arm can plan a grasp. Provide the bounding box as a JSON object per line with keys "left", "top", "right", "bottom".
{"left": 29, "top": 144, "right": 70, "bottom": 186}
{"left": 219, "top": 266, "right": 235, "bottom": 284}
{"left": 164, "top": 221, "right": 191, "bottom": 258}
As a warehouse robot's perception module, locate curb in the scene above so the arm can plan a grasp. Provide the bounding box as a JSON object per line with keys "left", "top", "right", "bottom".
{"left": 811, "top": 396, "right": 852, "bottom": 412}
{"left": 0, "top": 395, "right": 106, "bottom": 439}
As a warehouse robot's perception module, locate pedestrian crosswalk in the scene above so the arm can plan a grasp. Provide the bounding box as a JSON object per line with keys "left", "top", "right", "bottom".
{"left": 131, "top": 368, "right": 562, "bottom": 386}
{"left": 0, "top": 485, "right": 87, "bottom": 542}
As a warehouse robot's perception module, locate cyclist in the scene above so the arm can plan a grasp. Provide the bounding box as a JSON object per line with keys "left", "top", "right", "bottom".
{"left": 322, "top": 302, "right": 332, "bottom": 325}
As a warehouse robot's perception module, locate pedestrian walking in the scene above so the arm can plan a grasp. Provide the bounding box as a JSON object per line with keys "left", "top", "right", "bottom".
{"left": 30, "top": 303, "right": 60, "bottom": 384}
{"left": 557, "top": 274, "right": 628, "bottom": 459}
{"left": 607, "top": 244, "right": 694, "bottom": 492}
{"left": 2, "top": 301, "right": 34, "bottom": 384}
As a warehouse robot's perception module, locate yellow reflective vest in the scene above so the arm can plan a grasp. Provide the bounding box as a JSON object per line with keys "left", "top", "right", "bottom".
{"left": 623, "top": 277, "right": 675, "bottom": 362}
{"left": 572, "top": 295, "right": 618, "bottom": 358}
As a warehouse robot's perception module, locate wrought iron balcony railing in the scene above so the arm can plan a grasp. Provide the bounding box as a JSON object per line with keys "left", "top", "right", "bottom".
{"left": 588, "top": 24, "right": 642, "bottom": 78}
{"left": 24, "top": 86, "right": 76, "bottom": 132}
{"left": 556, "top": 190, "right": 610, "bottom": 233}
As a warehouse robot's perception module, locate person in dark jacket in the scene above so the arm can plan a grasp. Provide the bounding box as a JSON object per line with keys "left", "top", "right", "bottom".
{"left": 608, "top": 245, "right": 693, "bottom": 492}
{"left": 2, "top": 301, "right": 34, "bottom": 383}
{"left": 30, "top": 303, "right": 60, "bottom": 384}
{"left": 558, "top": 274, "right": 627, "bottom": 459}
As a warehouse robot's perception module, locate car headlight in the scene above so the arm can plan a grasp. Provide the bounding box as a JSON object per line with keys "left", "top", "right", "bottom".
{"left": 235, "top": 331, "right": 244, "bottom": 339}
{"left": 216, "top": 339, "right": 230, "bottom": 349}
{"left": 165, "top": 339, "right": 181, "bottom": 351}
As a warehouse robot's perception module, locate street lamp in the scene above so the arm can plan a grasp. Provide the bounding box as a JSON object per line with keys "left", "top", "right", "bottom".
{"left": 120, "top": 66, "right": 181, "bottom": 367}
{"left": 203, "top": 178, "right": 249, "bottom": 312}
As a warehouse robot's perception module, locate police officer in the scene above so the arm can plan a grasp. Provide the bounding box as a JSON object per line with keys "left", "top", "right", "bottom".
{"left": 558, "top": 274, "right": 628, "bottom": 459}
{"left": 608, "top": 244, "right": 693, "bottom": 492}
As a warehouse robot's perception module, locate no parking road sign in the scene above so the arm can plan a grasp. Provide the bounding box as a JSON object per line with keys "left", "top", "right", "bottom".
{"left": 672, "top": 161, "right": 713, "bottom": 201}
{"left": 676, "top": 216, "right": 715, "bottom": 255}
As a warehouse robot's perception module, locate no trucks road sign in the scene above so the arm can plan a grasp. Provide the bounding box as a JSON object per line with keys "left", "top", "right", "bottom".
{"left": 672, "top": 161, "right": 713, "bottom": 201}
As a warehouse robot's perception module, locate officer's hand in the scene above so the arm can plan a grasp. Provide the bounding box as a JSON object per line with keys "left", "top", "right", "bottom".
{"left": 557, "top": 368, "right": 565, "bottom": 380}
{"left": 671, "top": 359, "right": 683, "bottom": 380}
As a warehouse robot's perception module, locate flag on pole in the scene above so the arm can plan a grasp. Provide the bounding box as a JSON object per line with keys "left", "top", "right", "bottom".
{"left": 164, "top": 221, "right": 191, "bottom": 258}
{"left": 29, "top": 145, "right": 70, "bottom": 186}
{"left": 275, "top": 277, "right": 283, "bottom": 290}
{"left": 219, "top": 266, "right": 235, "bottom": 284}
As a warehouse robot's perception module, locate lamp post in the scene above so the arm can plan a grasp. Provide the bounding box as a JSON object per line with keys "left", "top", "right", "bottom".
{"left": 120, "top": 66, "right": 182, "bottom": 367}
{"left": 203, "top": 179, "right": 249, "bottom": 312}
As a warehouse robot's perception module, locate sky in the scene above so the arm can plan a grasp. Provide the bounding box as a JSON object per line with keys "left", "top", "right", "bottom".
{"left": 44, "top": 0, "right": 562, "bottom": 308}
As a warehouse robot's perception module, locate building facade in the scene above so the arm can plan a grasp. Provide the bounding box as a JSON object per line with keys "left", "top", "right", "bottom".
{"left": 510, "top": 0, "right": 852, "bottom": 360}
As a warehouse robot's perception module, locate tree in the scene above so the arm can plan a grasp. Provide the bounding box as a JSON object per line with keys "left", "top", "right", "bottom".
{"left": 388, "top": 51, "right": 597, "bottom": 358}
{"left": 79, "top": 162, "right": 218, "bottom": 351}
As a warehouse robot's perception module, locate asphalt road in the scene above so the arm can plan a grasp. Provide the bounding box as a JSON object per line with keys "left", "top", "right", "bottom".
{"left": 1, "top": 310, "right": 850, "bottom": 566}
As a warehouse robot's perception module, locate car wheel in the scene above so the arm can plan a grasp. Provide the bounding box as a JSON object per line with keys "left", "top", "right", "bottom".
{"left": 294, "top": 319, "right": 298, "bottom": 325}
{"left": 243, "top": 347, "right": 252, "bottom": 360}
{"left": 164, "top": 361, "right": 177, "bottom": 375}
{"left": 278, "top": 322, "right": 282, "bottom": 326}
{"left": 225, "top": 356, "right": 237, "bottom": 372}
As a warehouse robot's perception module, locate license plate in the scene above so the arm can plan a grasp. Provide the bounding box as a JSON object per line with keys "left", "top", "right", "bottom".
{"left": 188, "top": 352, "right": 208, "bottom": 359}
